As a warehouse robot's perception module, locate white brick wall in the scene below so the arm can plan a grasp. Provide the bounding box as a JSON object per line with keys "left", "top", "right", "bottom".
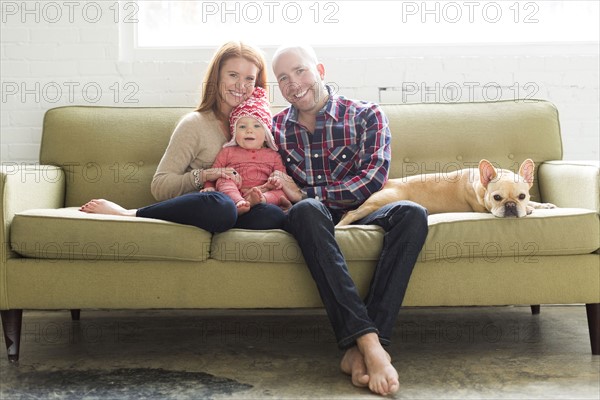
{"left": 1, "top": 2, "right": 598, "bottom": 162}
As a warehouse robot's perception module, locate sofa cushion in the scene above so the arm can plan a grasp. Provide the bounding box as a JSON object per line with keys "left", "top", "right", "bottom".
{"left": 421, "top": 208, "right": 599, "bottom": 263}
{"left": 40, "top": 107, "right": 191, "bottom": 209}
{"left": 212, "top": 208, "right": 598, "bottom": 263}
{"left": 11, "top": 208, "right": 598, "bottom": 264}
{"left": 210, "top": 225, "right": 385, "bottom": 263}
{"left": 11, "top": 208, "right": 212, "bottom": 262}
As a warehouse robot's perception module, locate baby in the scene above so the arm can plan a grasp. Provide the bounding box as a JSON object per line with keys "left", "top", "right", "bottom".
{"left": 203, "top": 87, "right": 289, "bottom": 215}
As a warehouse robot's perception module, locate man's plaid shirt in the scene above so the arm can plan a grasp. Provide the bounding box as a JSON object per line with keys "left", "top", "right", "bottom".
{"left": 273, "top": 85, "right": 391, "bottom": 210}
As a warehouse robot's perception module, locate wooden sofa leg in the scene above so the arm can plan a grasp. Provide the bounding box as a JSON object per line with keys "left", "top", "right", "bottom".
{"left": 70, "top": 309, "right": 81, "bottom": 321}
{"left": 531, "top": 305, "right": 540, "bottom": 315}
{"left": 1, "top": 309, "right": 23, "bottom": 363}
{"left": 586, "top": 303, "right": 600, "bottom": 355}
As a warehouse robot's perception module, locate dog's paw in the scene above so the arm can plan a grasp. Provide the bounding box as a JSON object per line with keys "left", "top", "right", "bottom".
{"left": 536, "top": 202, "right": 557, "bottom": 209}
{"left": 528, "top": 201, "right": 557, "bottom": 210}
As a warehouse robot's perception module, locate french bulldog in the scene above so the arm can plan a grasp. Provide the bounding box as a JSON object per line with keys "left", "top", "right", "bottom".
{"left": 336, "top": 159, "right": 556, "bottom": 226}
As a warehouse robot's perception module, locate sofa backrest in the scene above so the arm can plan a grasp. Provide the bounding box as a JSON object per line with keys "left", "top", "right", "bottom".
{"left": 383, "top": 100, "right": 562, "bottom": 204}
{"left": 41, "top": 106, "right": 190, "bottom": 209}
{"left": 40, "top": 100, "right": 561, "bottom": 208}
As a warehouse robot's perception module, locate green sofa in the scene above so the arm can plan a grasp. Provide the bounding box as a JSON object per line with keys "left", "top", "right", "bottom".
{"left": 2, "top": 100, "right": 599, "bottom": 361}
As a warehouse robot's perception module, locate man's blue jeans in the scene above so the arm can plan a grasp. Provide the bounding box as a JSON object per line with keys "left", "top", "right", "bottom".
{"left": 285, "top": 199, "right": 428, "bottom": 349}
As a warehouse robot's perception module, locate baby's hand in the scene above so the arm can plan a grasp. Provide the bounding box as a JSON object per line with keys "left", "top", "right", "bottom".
{"left": 267, "top": 175, "right": 284, "bottom": 190}
{"left": 268, "top": 171, "right": 302, "bottom": 203}
{"left": 255, "top": 182, "right": 275, "bottom": 193}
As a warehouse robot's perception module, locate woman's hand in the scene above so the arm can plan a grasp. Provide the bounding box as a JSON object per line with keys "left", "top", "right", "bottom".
{"left": 202, "top": 168, "right": 242, "bottom": 188}
{"left": 200, "top": 187, "right": 215, "bottom": 193}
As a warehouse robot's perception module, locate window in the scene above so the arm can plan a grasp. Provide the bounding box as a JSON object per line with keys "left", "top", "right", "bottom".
{"left": 120, "top": 1, "right": 599, "bottom": 60}
{"left": 135, "top": 1, "right": 598, "bottom": 46}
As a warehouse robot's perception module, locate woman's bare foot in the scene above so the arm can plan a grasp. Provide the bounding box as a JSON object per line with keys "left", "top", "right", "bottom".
{"left": 356, "top": 333, "right": 399, "bottom": 396}
{"left": 79, "top": 199, "right": 136, "bottom": 216}
{"left": 245, "top": 187, "right": 265, "bottom": 207}
{"left": 340, "top": 346, "right": 369, "bottom": 388}
{"left": 236, "top": 199, "right": 251, "bottom": 215}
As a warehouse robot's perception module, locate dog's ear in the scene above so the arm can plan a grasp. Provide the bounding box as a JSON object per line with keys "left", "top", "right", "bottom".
{"left": 519, "top": 159, "right": 535, "bottom": 188}
{"left": 479, "top": 159, "right": 497, "bottom": 188}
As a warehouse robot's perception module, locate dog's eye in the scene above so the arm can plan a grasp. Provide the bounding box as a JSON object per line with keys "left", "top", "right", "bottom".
{"left": 493, "top": 195, "right": 502, "bottom": 201}
{"left": 519, "top": 194, "right": 526, "bottom": 200}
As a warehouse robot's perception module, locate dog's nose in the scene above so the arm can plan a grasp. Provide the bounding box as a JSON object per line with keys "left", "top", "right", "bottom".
{"left": 504, "top": 202, "right": 518, "bottom": 217}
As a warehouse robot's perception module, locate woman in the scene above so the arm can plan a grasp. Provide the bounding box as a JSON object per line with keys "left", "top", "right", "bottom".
{"left": 80, "top": 41, "right": 286, "bottom": 232}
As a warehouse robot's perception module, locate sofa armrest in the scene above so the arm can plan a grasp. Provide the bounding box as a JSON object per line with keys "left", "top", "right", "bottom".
{"left": 1, "top": 164, "right": 65, "bottom": 307}
{"left": 538, "top": 160, "right": 599, "bottom": 213}
{"left": 1, "top": 164, "right": 66, "bottom": 259}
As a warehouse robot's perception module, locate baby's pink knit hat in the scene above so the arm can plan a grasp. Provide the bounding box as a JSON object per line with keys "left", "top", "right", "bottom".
{"left": 224, "top": 87, "right": 277, "bottom": 151}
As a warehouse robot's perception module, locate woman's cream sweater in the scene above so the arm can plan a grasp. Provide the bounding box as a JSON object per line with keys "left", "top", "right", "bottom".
{"left": 151, "top": 111, "right": 228, "bottom": 202}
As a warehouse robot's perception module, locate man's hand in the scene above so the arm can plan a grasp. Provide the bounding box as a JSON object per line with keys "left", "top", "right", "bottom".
{"left": 268, "top": 171, "right": 304, "bottom": 203}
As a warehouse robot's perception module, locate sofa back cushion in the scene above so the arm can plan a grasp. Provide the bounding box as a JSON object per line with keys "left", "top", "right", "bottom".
{"left": 41, "top": 106, "right": 191, "bottom": 208}
{"left": 41, "top": 100, "right": 561, "bottom": 208}
{"left": 383, "top": 100, "right": 562, "bottom": 202}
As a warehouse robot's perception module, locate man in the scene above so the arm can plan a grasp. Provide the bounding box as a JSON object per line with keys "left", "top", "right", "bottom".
{"left": 268, "top": 45, "right": 428, "bottom": 396}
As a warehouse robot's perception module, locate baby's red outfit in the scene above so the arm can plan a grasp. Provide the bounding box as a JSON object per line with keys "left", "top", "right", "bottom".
{"left": 203, "top": 146, "right": 288, "bottom": 206}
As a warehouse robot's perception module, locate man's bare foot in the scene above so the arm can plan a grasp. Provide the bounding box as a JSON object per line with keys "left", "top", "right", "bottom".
{"left": 340, "top": 346, "right": 369, "bottom": 388}
{"left": 79, "top": 199, "right": 136, "bottom": 216}
{"left": 245, "top": 187, "right": 265, "bottom": 207}
{"left": 356, "top": 333, "right": 399, "bottom": 396}
{"left": 236, "top": 200, "right": 251, "bottom": 215}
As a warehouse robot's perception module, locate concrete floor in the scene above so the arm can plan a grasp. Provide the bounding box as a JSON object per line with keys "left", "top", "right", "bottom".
{"left": 1, "top": 306, "right": 599, "bottom": 399}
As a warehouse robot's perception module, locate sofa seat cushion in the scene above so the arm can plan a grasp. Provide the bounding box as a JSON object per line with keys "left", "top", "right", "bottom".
{"left": 11, "top": 208, "right": 213, "bottom": 262}
{"left": 211, "top": 225, "right": 385, "bottom": 263}
{"left": 422, "top": 208, "right": 599, "bottom": 263}
{"left": 10, "top": 207, "right": 598, "bottom": 264}
{"left": 212, "top": 208, "right": 598, "bottom": 263}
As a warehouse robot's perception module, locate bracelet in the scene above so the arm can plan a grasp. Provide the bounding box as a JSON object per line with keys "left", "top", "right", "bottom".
{"left": 191, "top": 169, "right": 203, "bottom": 189}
